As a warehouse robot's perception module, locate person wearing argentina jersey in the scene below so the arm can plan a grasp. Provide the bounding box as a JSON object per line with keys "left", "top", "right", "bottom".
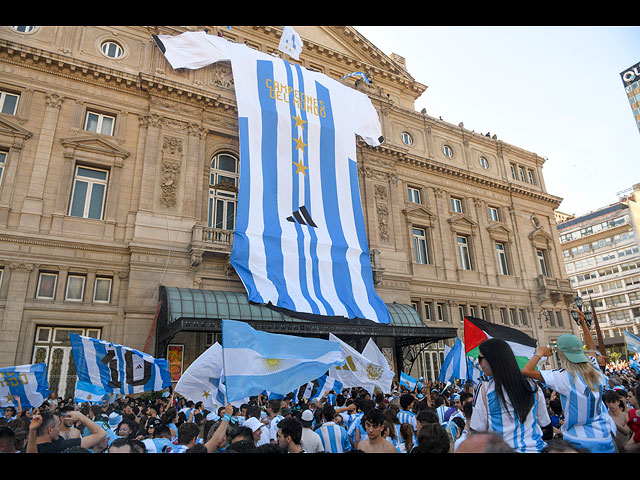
{"left": 522, "top": 309, "right": 615, "bottom": 453}
{"left": 470, "top": 338, "right": 550, "bottom": 453}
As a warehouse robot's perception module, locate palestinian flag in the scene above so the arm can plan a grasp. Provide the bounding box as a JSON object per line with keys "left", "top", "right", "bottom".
{"left": 464, "top": 316, "right": 537, "bottom": 370}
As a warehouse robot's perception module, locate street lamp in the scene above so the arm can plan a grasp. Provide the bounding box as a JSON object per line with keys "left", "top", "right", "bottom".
{"left": 571, "top": 294, "right": 593, "bottom": 328}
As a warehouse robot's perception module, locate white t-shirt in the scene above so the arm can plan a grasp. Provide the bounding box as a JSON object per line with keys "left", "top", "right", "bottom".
{"left": 300, "top": 427, "right": 324, "bottom": 453}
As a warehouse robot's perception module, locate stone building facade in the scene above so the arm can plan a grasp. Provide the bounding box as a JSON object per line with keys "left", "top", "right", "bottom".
{"left": 0, "top": 26, "right": 576, "bottom": 397}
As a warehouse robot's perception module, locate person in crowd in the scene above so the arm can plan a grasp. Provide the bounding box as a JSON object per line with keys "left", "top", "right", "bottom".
{"left": 522, "top": 309, "right": 615, "bottom": 453}
{"left": 470, "top": 337, "right": 550, "bottom": 453}
{"left": 299, "top": 409, "right": 324, "bottom": 453}
{"left": 276, "top": 416, "right": 305, "bottom": 453}
{"left": 316, "top": 404, "right": 352, "bottom": 453}
{"left": 356, "top": 408, "right": 397, "bottom": 453}
{"left": 28, "top": 409, "right": 107, "bottom": 453}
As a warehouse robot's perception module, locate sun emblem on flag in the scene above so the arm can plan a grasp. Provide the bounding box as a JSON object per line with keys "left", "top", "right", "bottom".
{"left": 365, "top": 364, "right": 383, "bottom": 381}
{"left": 262, "top": 358, "right": 284, "bottom": 372}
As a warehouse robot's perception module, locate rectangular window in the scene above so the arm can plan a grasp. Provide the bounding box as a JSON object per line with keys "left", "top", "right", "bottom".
{"left": 519, "top": 309, "right": 529, "bottom": 326}
{"left": 481, "top": 306, "right": 488, "bottom": 321}
{"left": 537, "top": 249, "right": 549, "bottom": 276}
{"left": 36, "top": 272, "right": 57, "bottom": 299}
{"left": 65, "top": 274, "right": 85, "bottom": 301}
{"left": 208, "top": 188, "right": 236, "bottom": 231}
{"left": 407, "top": 187, "right": 421, "bottom": 204}
{"left": 488, "top": 206, "right": 500, "bottom": 222}
{"left": 527, "top": 169, "right": 537, "bottom": 185}
{"left": 93, "top": 277, "right": 112, "bottom": 303}
{"left": 450, "top": 197, "right": 463, "bottom": 213}
{"left": 457, "top": 235, "right": 472, "bottom": 270}
{"left": 0, "top": 90, "right": 19, "bottom": 115}
{"left": 509, "top": 308, "right": 517, "bottom": 325}
{"left": 500, "top": 308, "right": 507, "bottom": 324}
{"left": 69, "top": 166, "right": 109, "bottom": 220}
{"left": 496, "top": 242, "right": 509, "bottom": 275}
{"left": 424, "top": 303, "right": 431, "bottom": 321}
{"left": 84, "top": 111, "right": 115, "bottom": 136}
{"left": 437, "top": 303, "right": 445, "bottom": 322}
{"left": 413, "top": 227, "right": 429, "bottom": 264}
{"left": 510, "top": 163, "right": 517, "bottom": 179}
{"left": 458, "top": 306, "right": 465, "bottom": 322}
{"left": 519, "top": 167, "right": 526, "bottom": 182}
{"left": 0, "top": 150, "right": 6, "bottom": 187}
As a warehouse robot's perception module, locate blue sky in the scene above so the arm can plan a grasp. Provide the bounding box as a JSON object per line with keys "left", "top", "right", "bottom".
{"left": 354, "top": 26, "right": 640, "bottom": 217}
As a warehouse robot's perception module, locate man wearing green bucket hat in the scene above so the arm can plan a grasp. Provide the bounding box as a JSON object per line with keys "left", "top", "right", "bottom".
{"left": 522, "top": 309, "right": 615, "bottom": 453}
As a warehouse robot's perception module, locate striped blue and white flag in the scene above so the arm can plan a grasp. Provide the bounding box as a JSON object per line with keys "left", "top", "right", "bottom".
{"left": 624, "top": 330, "right": 640, "bottom": 355}
{"left": 399, "top": 371, "right": 417, "bottom": 391}
{"left": 439, "top": 337, "right": 468, "bottom": 384}
{"left": 74, "top": 380, "right": 108, "bottom": 404}
{"left": 153, "top": 31, "right": 390, "bottom": 325}
{"left": 296, "top": 373, "right": 344, "bottom": 402}
{"left": 70, "top": 333, "right": 171, "bottom": 396}
{"left": 174, "top": 342, "right": 247, "bottom": 410}
{"left": 222, "top": 319, "right": 344, "bottom": 403}
{"left": 278, "top": 26, "right": 303, "bottom": 60}
{"left": 341, "top": 71, "right": 371, "bottom": 85}
{"left": 0, "top": 363, "right": 50, "bottom": 408}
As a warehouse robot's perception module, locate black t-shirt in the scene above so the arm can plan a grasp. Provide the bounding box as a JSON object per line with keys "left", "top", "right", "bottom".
{"left": 37, "top": 437, "right": 82, "bottom": 453}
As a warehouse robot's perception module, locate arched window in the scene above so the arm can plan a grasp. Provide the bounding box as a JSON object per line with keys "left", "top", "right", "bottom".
{"left": 208, "top": 153, "right": 239, "bottom": 230}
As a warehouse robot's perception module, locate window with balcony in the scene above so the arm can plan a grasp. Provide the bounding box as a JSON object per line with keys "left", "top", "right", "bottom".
{"left": 536, "top": 249, "right": 549, "bottom": 277}
{"left": 209, "top": 153, "right": 239, "bottom": 230}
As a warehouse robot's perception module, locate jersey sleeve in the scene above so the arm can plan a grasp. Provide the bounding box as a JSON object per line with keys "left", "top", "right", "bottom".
{"left": 352, "top": 91, "right": 383, "bottom": 147}
{"left": 154, "top": 31, "right": 230, "bottom": 70}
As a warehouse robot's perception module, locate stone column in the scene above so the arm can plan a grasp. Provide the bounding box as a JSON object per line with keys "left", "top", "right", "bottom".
{"left": 0, "top": 263, "right": 33, "bottom": 365}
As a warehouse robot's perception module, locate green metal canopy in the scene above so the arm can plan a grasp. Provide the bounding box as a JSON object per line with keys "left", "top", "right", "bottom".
{"left": 155, "top": 286, "right": 456, "bottom": 350}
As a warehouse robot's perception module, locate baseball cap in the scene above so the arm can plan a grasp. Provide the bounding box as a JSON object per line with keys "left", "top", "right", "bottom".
{"left": 243, "top": 417, "right": 264, "bottom": 432}
{"left": 556, "top": 334, "right": 588, "bottom": 363}
{"left": 301, "top": 409, "right": 314, "bottom": 422}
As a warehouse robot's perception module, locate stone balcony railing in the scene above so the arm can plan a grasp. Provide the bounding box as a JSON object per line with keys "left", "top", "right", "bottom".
{"left": 189, "top": 224, "right": 234, "bottom": 268}
{"left": 536, "top": 275, "right": 574, "bottom": 305}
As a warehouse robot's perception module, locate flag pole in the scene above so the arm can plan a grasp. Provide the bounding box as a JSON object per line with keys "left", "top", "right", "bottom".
{"left": 589, "top": 295, "right": 607, "bottom": 359}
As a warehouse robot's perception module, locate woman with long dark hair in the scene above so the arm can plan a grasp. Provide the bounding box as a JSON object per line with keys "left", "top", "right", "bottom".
{"left": 469, "top": 337, "right": 550, "bottom": 453}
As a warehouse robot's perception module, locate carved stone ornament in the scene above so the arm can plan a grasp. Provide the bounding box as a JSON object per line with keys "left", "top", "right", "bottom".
{"left": 160, "top": 160, "right": 181, "bottom": 208}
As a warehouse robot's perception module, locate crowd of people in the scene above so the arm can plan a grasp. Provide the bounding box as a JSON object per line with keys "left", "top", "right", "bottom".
{"left": 1, "top": 312, "right": 638, "bottom": 454}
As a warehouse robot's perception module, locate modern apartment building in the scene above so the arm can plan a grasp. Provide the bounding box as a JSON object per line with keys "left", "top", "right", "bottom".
{"left": 558, "top": 183, "right": 640, "bottom": 350}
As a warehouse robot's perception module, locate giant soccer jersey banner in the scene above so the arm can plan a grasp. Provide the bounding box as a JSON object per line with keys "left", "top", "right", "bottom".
{"left": 154, "top": 31, "right": 390, "bottom": 324}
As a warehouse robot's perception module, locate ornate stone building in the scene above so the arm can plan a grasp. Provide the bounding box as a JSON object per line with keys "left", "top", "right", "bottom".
{"left": 0, "top": 26, "right": 575, "bottom": 397}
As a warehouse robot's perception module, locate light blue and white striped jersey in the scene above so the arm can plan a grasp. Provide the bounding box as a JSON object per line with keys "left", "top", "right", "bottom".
{"left": 142, "top": 438, "right": 175, "bottom": 453}
{"left": 436, "top": 405, "right": 448, "bottom": 424}
{"left": 268, "top": 414, "right": 284, "bottom": 443}
{"left": 397, "top": 409, "right": 417, "bottom": 431}
{"left": 470, "top": 378, "right": 549, "bottom": 453}
{"left": 154, "top": 31, "right": 390, "bottom": 326}
{"left": 540, "top": 356, "right": 615, "bottom": 453}
{"left": 317, "top": 422, "right": 352, "bottom": 453}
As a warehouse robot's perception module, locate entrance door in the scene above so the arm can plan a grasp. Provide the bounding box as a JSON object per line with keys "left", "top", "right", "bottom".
{"left": 31, "top": 326, "right": 101, "bottom": 402}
